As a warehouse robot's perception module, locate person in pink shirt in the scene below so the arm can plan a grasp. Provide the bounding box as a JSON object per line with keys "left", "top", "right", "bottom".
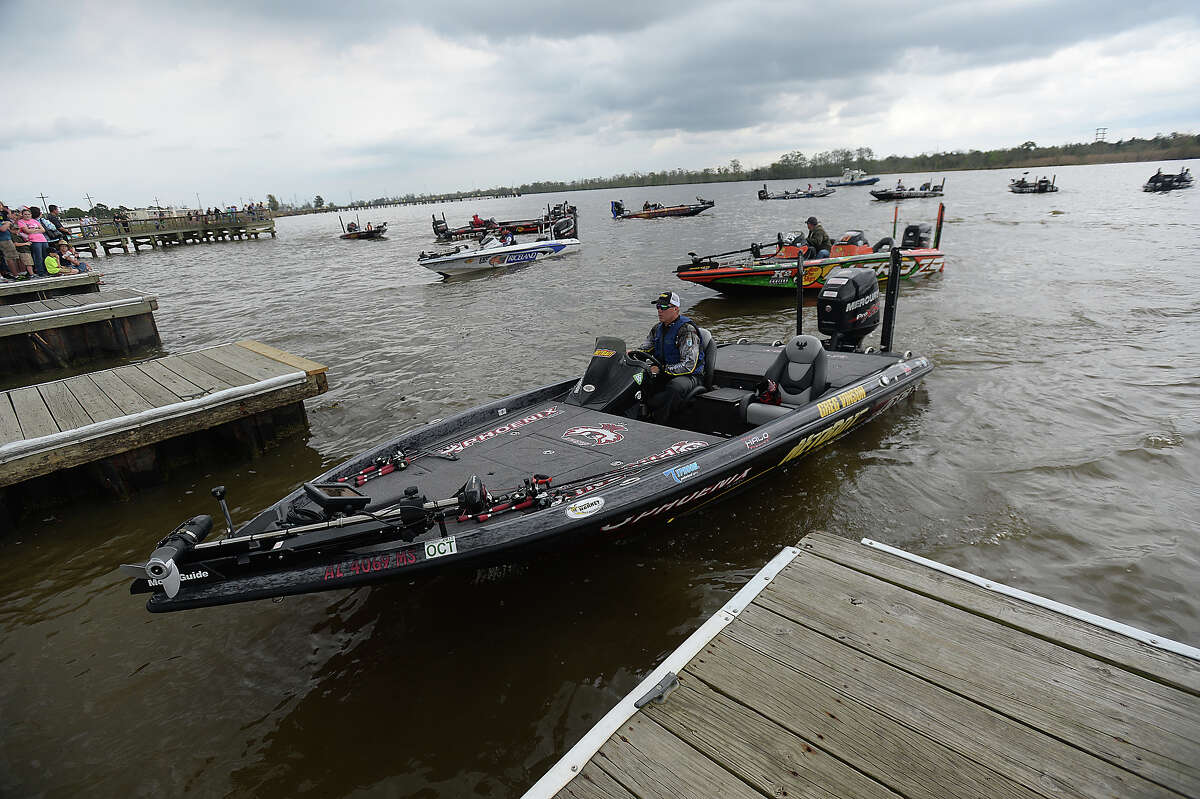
{"left": 17, "top": 207, "right": 50, "bottom": 276}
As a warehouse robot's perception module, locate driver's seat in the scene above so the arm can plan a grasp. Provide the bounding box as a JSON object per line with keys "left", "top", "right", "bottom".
{"left": 682, "top": 327, "right": 716, "bottom": 404}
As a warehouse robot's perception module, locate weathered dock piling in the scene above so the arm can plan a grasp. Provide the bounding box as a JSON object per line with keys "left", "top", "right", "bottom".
{"left": 526, "top": 532, "right": 1200, "bottom": 799}
{"left": 0, "top": 289, "right": 160, "bottom": 374}
{"left": 0, "top": 340, "right": 328, "bottom": 526}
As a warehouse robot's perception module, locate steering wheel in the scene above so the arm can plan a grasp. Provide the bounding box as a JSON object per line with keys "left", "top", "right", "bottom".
{"left": 625, "top": 350, "right": 663, "bottom": 371}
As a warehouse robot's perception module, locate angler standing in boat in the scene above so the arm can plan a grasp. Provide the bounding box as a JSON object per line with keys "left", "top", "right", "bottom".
{"left": 628, "top": 291, "right": 704, "bottom": 424}
{"left": 805, "top": 216, "right": 831, "bottom": 259}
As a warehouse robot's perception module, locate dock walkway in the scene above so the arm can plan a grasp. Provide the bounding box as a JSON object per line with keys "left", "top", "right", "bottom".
{"left": 526, "top": 532, "right": 1200, "bottom": 799}
{"left": 0, "top": 273, "right": 101, "bottom": 305}
{"left": 0, "top": 340, "right": 327, "bottom": 488}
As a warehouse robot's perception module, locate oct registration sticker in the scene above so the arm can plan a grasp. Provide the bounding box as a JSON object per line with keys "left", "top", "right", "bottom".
{"left": 424, "top": 536, "right": 458, "bottom": 560}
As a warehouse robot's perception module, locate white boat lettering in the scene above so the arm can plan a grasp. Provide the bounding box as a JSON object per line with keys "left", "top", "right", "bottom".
{"left": 601, "top": 468, "right": 752, "bottom": 531}
{"left": 440, "top": 405, "right": 562, "bottom": 454}
{"left": 149, "top": 569, "right": 209, "bottom": 587}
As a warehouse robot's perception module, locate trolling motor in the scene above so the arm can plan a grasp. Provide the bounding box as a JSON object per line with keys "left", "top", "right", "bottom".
{"left": 118, "top": 515, "right": 213, "bottom": 598}
{"left": 212, "top": 485, "right": 235, "bottom": 534}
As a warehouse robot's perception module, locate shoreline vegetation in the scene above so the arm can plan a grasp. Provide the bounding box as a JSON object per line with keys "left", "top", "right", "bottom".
{"left": 60, "top": 133, "right": 1200, "bottom": 218}
{"left": 281, "top": 131, "right": 1198, "bottom": 212}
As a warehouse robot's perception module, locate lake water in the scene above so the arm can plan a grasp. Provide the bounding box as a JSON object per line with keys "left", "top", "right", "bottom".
{"left": 2, "top": 161, "right": 1198, "bottom": 797}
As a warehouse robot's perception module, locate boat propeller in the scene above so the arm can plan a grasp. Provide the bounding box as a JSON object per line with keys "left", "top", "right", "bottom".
{"left": 118, "top": 515, "right": 213, "bottom": 598}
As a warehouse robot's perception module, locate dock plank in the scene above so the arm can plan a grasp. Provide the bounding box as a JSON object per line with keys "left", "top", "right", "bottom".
{"left": 0, "top": 396, "right": 22, "bottom": 444}
{"left": 64, "top": 375, "right": 125, "bottom": 423}
{"left": 86, "top": 370, "right": 154, "bottom": 415}
{"left": 155, "top": 356, "right": 236, "bottom": 394}
{"left": 801, "top": 534, "right": 1200, "bottom": 695}
{"left": 177, "top": 352, "right": 258, "bottom": 390}
{"left": 9, "top": 387, "right": 59, "bottom": 438}
{"left": 237, "top": 340, "right": 328, "bottom": 376}
{"left": 203, "top": 343, "right": 300, "bottom": 381}
{"left": 111, "top": 365, "right": 184, "bottom": 407}
{"left": 761, "top": 554, "right": 1200, "bottom": 789}
{"left": 0, "top": 289, "right": 158, "bottom": 337}
{"left": 644, "top": 677, "right": 903, "bottom": 799}
{"left": 136, "top": 360, "right": 208, "bottom": 401}
{"left": 38, "top": 381, "right": 93, "bottom": 433}
{"left": 554, "top": 763, "right": 637, "bottom": 799}
{"left": 592, "top": 715, "right": 764, "bottom": 799}
{"left": 726, "top": 601, "right": 1171, "bottom": 799}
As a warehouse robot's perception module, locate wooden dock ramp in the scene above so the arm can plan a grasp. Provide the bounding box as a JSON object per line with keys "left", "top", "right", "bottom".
{"left": 0, "top": 288, "right": 160, "bottom": 372}
{"left": 0, "top": 341, "right": 328, "bottom": 522}
{"left": 0, "top": 272, "right": 101, "bottom": 305}
{"left": 525, "top": 532, "right": 1200, "bottom": 799}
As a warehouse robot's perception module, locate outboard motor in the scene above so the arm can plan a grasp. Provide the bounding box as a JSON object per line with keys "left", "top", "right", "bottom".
{"left": 817, "top": 268, "right": 881, "bottom": 352}
{"left": 757, "top": 186, "right": 770, "bottom": 200}
{"left": 901, "top": 222, "right": 932, "bottom": 249}
{"left": 830, "top": 230, "right": 869, "bottom": 257}
{"left": 432, "top": 215, "right": 449, "bottom": 238}
{"left": 566, "top": 336, "right": 642, "bottom": 413}
{"left": 611, "top": 200, "right": 626, "bottom": 218}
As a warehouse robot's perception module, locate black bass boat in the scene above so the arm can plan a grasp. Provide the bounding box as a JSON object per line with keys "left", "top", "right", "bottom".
{"left": 1009, "top": 172, "right": 1058, "bottom": 193}
{"left": 757, "top": 184, "right": 835, "bottom": 200}
{"left": 433, "top": 202, "right": 578, "bottom": 242}
{"left": 1143, "top": 168, "right": 1193, "bottom": 192}
{"left": 120, "top": 251, "right": 930, "bottom": 612}
{"left": 339, "top": 216, "right": 387, "bottom": 239}
{"left": 871, "top": 178, "right": 945, "bottom": 200}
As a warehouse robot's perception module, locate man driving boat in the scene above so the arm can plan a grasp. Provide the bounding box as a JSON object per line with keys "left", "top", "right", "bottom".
{"left": 628, "top": 291, "right": 704, "bottom": 424}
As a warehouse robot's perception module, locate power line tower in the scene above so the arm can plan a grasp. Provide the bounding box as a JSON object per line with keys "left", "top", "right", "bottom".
{"left": 1095, "top": 127, "right": 1108, "bottom": 142}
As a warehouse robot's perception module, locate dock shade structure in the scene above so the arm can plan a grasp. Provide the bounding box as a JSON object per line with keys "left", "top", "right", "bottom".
{"left": 524, "top": 532, "right": 1200, "bottom": 799}
{"left": 0, "top": 341, "right": 328, "bottom": 525}
{"left": 0, "top": 288, "right": 160, "bottom": 373}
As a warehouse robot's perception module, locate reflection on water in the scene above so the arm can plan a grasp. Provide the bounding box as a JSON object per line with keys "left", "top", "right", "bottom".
{"left": 2, "top": 161, "right": 1198, "bottom": 797}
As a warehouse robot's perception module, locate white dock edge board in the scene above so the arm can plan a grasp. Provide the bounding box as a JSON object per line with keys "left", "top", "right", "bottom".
{"left": 520, "top": 545, "right": 802, "bottom": 799}
{"left": 0, "top": 371, "right": 307, "bottom": 463}
{"left": 860, "top": 537, "right": 1200, "bottom": 662}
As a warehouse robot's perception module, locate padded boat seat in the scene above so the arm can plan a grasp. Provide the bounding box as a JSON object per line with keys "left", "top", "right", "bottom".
{"left": 744, "top": 335, "right": 828, "bottom": 425}
{"left": 681, "top": 327, "right": 717, "bottom": 405}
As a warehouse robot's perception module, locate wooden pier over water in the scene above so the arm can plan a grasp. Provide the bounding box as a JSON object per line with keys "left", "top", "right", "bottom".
{"left": 63, "top": 212, "right": 275, "bottom": 258}
{"left": 0, "top": 340, "right": 328, "bottom": 525}
{"left": 0, "top": 272, "right": 101, "bottom": 305}
{"left": 526, "top": 532, "right": 1200, "bottom": 799}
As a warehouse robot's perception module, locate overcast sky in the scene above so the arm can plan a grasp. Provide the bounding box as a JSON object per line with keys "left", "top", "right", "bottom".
{"left": 8, "top": 0, "right": 1199, "bottom": 210}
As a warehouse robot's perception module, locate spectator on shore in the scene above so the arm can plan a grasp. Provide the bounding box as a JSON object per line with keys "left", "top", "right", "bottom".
{"left": 0, "top": 208, "right": 27, "bottom": 279}
{"left": 18, "top": 207, "right": 50, "bottom": 275}
{"left": 57, "top": 242, "right": 90, "bottom": 273}
{"left": 46, "top": 205, "right": 70, "bottom": 241}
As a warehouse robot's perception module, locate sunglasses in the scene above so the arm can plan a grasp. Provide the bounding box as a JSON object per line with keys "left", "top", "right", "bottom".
{"left": 655, "top": 303, "right": 674, "bottom": 310}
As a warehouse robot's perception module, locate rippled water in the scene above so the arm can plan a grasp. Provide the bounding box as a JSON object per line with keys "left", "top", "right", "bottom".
{"left": 2, "top": 161, "right": 1198, "bottom": 797}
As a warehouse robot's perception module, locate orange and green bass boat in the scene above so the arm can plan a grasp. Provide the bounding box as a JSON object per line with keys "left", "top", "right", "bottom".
{"left": 677, "top": 204, "right": 945, "bottom": 294}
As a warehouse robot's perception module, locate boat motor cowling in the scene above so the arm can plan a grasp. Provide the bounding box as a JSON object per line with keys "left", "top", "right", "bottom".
{"left": 901, "top": 222, "right": 932, "bottom": 249}
{"left": 818, "top": 268, "right": 881, "bottom": 352}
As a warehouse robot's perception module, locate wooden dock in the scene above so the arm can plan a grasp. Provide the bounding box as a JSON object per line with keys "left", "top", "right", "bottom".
{"left": 63, "top": 214, "right": 276, "bottom": 258}
{"left": 525, "top": 532, "right": 1200, "bottom": 799}
{"left": 0, "top": 273, "right": 101, "bottom": 305}
{"left": 0, "top": 341, "right": 328, "bottom": 523}
{"left": 0, "top": 288, "right": 160, "bottom": 373}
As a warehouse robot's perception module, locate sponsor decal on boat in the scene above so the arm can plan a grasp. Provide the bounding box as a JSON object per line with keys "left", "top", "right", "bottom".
{"left": 601, "top": 467, "right": 753, "bottom": 530}
{"left": 846, "top": 290, "right": 880, "bottom": 311}
{"left": 497, "top": 408, "right": 507, "bottom": 416}
{"left": 566, "top": 497, "right": 605, "bottom": 518}
{"left": 768, "top": 269, "right": 793, "bottom": 286}
{"left": 817, "top": 385, "right": 867, "bottom": 418}
{"left": 780, "top": 408, "right": 869, "bottom": 465}
{"left": 743, "top": 432, "right": 770, "bottom": 450}
{"left": 425, "top": 537, "right": 458, "bottom": 560}
{"left": 633, "top": 372, "right": 644, "bottom": 385}
{"left": 323, "top": 550, "right": 416, "bottom": 581}
{"left": 583, "top": 384, "right": 595, "bottom": 393}
{"left": 568, "top": 440, "right": 709, "bottom": 498}
{"left": 440, "top": 405, "right": 562, "bottom": 454}
{"left": 663, "top": 461, "right": 700, "bottom": 483}
{"left": 562, "top": 422, "right": 627, "bottom": 447}
{"left": 149, "top": 569, "right": 209, "bottom": 587}
{"left": 593, "top": 349, "right": 616, "bottom": 358}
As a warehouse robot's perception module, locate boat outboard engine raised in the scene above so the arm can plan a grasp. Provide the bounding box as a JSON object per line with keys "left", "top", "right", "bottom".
{"left": 611, "top": 200, "right": 626, "bottom": 218}
{"left": 566, "top": 336, "right": 643, "bottom": 414}
{"left": 432, "top": 215, "right": 449, "bottom": 238}
{"left": 901, "top": 222, "right": 932, "bottom": 249}
{"left": 818, "top": 268, "right": 881, "bottom": 352}
{"left": 757, "top": 185, "right": 770, "bottom": 200}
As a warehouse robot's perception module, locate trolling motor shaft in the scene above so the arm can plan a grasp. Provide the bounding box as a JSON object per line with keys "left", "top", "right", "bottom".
{"left": 212, "top": 485, "right": 235, "bottom": 534}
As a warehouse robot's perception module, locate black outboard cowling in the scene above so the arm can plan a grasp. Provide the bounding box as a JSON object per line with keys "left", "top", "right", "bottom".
{"left": 818, "top": 268, "right": 881, "bottom": 352}
{"left": 901, "top": 222, "right": 932, "bottom": 249}
{"left": 566, "top": 336, "right": 642, "bottom": 413}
